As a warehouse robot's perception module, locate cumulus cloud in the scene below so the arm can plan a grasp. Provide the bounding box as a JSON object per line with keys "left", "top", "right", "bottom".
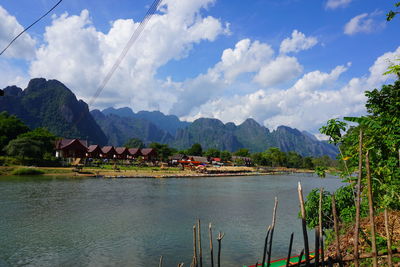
{"left": 29, "top": 0, "right": 228, "bottom": 112}
{"left": 0, "top": 5, "right": 36, "bottom": 59}
{"left": 325, "top": 0, "right": 352, "bottom": 10}
{"left": 183, "top": 47, "right": 400, "bottom": 134}
{"left": 279, "top": 30, "right": 318, "bottom": 54}
{"left": 344, "top": 12, "right": 385, "bottom": 35}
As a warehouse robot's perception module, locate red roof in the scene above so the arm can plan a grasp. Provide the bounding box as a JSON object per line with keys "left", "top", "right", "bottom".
{"left": 115, "top": 147, "right": 129, "bottom": 154}
{"left": 213, "top": 157, "right": 221, "bottom": 162}
{"left": 141, "top": 148, "right": 156, "bottom": 156}
{"left": 55, "top": 139, "right": 88, "bottom": 150}
{"left": 88, "top": 145, "right": 101, "bottom": 153}
{"left": 128, "top": 148, "right": 142, "bottom": 156}
{"left": 101, "top": 146, "right": 115, "bottom": 154}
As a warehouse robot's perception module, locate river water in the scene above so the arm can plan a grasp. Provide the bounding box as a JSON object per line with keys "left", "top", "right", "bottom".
{"left": 0, "top": 174, "right": 343, "bottom": 267}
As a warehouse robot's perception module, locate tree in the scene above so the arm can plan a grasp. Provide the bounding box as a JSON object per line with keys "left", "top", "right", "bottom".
{"left": 204, "top": 148, "right": 220, "bottom": 158}
{"left": 264, "top": 147, "right": 287, "bottom": 167}
{"left": 220, "top": 150, "right": 232, "bottom": 162}
{"left": 286, "top": 151, "right": 303, "bottom": 168}
{"left": 149, "top": 142, "right": 175, "bottom": 162}
{"left": 386, "top": 1, "right": 400, "bottom": 21}
{"left": 0, "top": 111, "right": 29, "bottom": 153}
{"left": 187, "top": 143, "right": 203, "bottom": 156}
{"left": 234, "top": 148, "right": 250, "bottom": 157}
{"left": 124, "top": 138, "right": 144, "bottom": 148}
{"left": 5, "top": 128, "right": 56, "bottom": 162}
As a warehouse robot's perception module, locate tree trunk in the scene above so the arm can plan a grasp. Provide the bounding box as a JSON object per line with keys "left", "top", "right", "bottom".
{"left": 354, "top": 129, "right": 363, "bottom": 267}
{"left": 366, "top": 151, "right": 377, "bottom": 267}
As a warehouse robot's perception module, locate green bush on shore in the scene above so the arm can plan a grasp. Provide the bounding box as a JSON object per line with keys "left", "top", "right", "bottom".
{"left": 11, "top": 168, "right": 44, "bottom": 175}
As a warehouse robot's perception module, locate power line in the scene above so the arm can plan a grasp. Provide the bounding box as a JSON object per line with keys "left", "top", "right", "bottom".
{"left": 0, "top": 0, "right": 63, "bottom": 56}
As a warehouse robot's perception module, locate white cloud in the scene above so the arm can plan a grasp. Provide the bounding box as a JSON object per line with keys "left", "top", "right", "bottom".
{"left": 0, "top": 5, "right": 36, "bottom": 59}
{"left": 253, "top": 56, "right": 303, "bottom": 87}
{"left": 183, "top": 47, "right": 400, "bottom": 134}
{"left": 29, "top": 0, "right": 228, "bottom": 112}
{"left": 0, "top": 60, "right": 29, "bottom": 89}
{"left": 344, "top": 12, "right": 385, "bottom": 35}
{"left": 326, "top": 0, "right": 352, "bottom": 10}
{"left": 279, "top": 30, "right": 318, "bottom": 54}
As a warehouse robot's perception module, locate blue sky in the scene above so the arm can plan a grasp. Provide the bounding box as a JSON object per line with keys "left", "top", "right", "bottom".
{"left": 0, "top": 0, "right": 399, "bottom": 136}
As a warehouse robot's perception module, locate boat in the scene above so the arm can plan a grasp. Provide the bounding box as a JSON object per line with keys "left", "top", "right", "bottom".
{"left": 244, "top": 252, "right": 316, "bottom": 267}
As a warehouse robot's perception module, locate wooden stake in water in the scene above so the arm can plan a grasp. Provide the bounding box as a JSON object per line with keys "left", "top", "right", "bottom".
{"left": 285, "top": 233, "right": 294, "bottom": 267}
{"left": 262, "top": 225, "right": 271, "bottom": 267}
{"left": 384, "top": 209, "right": 393, "bottom": 267}
{"left": 354, "top": 129, "right": 363, "bottom": 267}
{"left": 209, "top": 223, "right": 214, "bottom": 267}
{"left": 193, "top": 225, "right": 198, "bottom": 267}
{"left": 217, "top": 232, "right": 225, "bottom": 267}
{"left": 331, "top": 194, "right": 343, "bottom": 267}
{"left": 159, "top": 256, "right": 163, "bottom": 267}
{"left": 319, "top": 188, "right": 325, "bottom": 267}
{"left": 298, "top": 182, "right": 310, "bottom": 266}
{"left": 314, "top": 227, "right": 320, "bottom": 267}
{"left": 198, "top": 219, "right": 203, "bottom": 267}
{"left": 267, "top": 197, "right": 278, "bottom": 267}
{"left": 366, "top": 151, "right": 377, "bottom": 267}
{"left": 297, "top": 249, "right": 304, "bottom": 266}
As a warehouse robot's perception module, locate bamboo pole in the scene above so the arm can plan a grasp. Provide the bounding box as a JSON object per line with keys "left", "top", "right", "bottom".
{"left": 285, "top": 233, "right": 294, "bottom": 267}
{"left": 319, "top": 188, "right": 324, "bottom": 267}
{"left": 209, "top": 223, "right": 214, "bottom": 267}
{"left": 217, "top": 232, "right": 225, "bottom": 267}
{"left": 159, "top": 256, "right": 163, "bottom": 267}
{"left": 193, "top": 225, "right": 198, "bottom": 267}
{"left": 298, "top": 182, "right": 310, "bottom": 266}
{"left": 314, "top": 227, "right": 320, "bottom": 267}
{"left": 331, "top": 193, "right": 343, "bottom": 267}
{"left": 267, "top": 197, "right": 278, "bottom": 267}
{"left": 297, "top": 249, "right": 304, "bottom": 266}
{"left": 198, "top": 219, "right": 203, "bottom": 267}
{"left": 384, "top": 209, "right": 393, "bottom": 267}
{"left": 366, "top": 151, "right": 378, "bottom": 267}
{"left": 354, "top": 128, "right": 363, "bottom": 267}
{"left": 262, "top": 226, "right": 272, "bottom": 267}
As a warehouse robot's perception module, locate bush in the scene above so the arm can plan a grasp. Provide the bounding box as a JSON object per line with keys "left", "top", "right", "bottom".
{"left": 11, "top": 168, "right": 44, "bottom": 175}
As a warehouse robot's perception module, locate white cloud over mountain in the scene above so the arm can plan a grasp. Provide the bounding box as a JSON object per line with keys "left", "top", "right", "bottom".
{"left": 0, "top": 1, "right": 399, "bottom": 135}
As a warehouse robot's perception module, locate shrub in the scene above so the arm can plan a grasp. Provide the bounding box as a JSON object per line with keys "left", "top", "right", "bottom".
{"left": 11, "top": 168, "right": 44, "bottom": 175}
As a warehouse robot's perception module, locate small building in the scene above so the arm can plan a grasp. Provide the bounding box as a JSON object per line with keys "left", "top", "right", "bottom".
{"left": 87, "top": 145, "right": 102, "bottom": 158}
{"left": 128, "top": 148, "right": 142, "bottom": 159}
{"left": 169, "top": 154, "right": 188, "bottom": 165}
{"left": 141, "top": 148, "right": 157, "bottom": 161}
{"left": 55, "top": 138, "right": 88, "bottom": 159}
{"left": 101, "top": 146, "right": 116, "bottom": 159}
{"left": 232, "top": 156, "right": 253, "bottom": 167}
{"left": 115, "top": 147, "right": 129, "bottom": 159}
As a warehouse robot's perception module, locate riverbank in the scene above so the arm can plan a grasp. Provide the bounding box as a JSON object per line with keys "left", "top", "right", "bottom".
{"left": 0, "top": 165, "right": 314, "bottom": 178}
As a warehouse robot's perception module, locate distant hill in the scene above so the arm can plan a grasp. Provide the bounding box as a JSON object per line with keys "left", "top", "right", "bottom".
{"left": 0, "top": 78, "right": 107, "bottom": 145}
{"left": 0, "top": 78, "right": 338, "bottom": 157}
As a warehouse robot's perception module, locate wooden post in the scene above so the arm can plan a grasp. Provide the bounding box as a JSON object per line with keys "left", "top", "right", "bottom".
{"left": 366, "top": 151, "right": 378, "bottom": 267}
{"left": 285, "top": 233, "right": 294, "bottom": 267}
{"left": 209, "top": 223, "right": 214, "bottom": 267}
{"left": 217, "top": 232, "right": 225, "bottom": 267}
{"left": 298, "top": 182, "right": 310, "bottom": 266}
{"left": 314, "top": 227, "right": 320, "bottom": 267}
{"left": 159, "top": 256, "right": 163, "bottom": 267}
{"left": 267, "top": 197, "right": 278, "bottom": 267}
{"left": 198, "top": 219, "right": 203, "bottom": 267}
{"left": 193, "top": 225, "right": 198, "bottom": 267}
{"left": 354, "top": 129, "right": 363, "bottom": 267}
{"left": 255, "top": 261, "right": 258, "bottom": 267}
{"left": 319, "top": 188, "right": 324, "bottom": 267}
{"left": 262, "top": 226, "right": 271, "bottom": 267}
{"left": 297, "top": 249, "right": 304, "bottom": 266}
{"left": 384, "top": 209, "right": 393, "bottom": 267}
{"left": 331, "top": 194, "right": 343, "bottom": 267}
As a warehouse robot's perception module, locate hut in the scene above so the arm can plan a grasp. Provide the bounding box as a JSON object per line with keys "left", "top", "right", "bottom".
{"left": 101, "top": 146, "right": 116, "bottom": 159}
{"left": 141, "top": 148, "right": 157, "bottom": 161}
{"left": 87, "top": 145, "right": 102, "bottom": 158}
{"left": 128, "top": 148, "right": 142, "bottom": 159}
{"left": 115, "top": 147, "right": 129, "bottom": 159}
{"left": 55, "top": 139, "right": 88, "bottom": 159}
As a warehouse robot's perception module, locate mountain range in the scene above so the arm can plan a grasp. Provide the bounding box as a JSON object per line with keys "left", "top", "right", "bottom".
{"left": 0, "top": 78, "right": 338, "bottom": 158}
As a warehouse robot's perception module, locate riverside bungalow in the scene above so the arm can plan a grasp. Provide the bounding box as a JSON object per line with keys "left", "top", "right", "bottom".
{"left": 55, "top": 138, "right": 88, "bottom": 158}
{"left": 141, "top": 148, "right": 157, "bottom": 161}
{"left": 101, "top": 146, "right": 116, "bottom": 159}
{"left": 128, "top": 148, "right": 142, "bottom": 159}
{"left": 87, "top": 145, "right": 102, "bottom": 158}
{"left": 115, "top": 147, "right": 129, "bottom": 159}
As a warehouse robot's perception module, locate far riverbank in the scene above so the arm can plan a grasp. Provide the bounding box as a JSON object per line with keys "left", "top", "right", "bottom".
{"left": 0, "top": 165, "right": 315, "bottom": 178}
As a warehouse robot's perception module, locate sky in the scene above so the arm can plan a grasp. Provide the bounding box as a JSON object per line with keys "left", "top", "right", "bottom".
{"left": 0, "top": 0, "right": 399, "bottom": 137}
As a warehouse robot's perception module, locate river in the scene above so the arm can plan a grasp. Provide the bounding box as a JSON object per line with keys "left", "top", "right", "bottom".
{"left": 0, "top": 174, "right": 343, "bottom": 266}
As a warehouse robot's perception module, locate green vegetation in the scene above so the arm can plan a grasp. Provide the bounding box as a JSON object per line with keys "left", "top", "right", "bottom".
{"left": 124, "top": 137, "right": 144, "bottom": 148}
{"left": 386, "top": 1, "right": 400, "bottom": 21}
{"left": 11, "top": 167, "right": 44, "bottom": 175}
{"left": 0, "top": 111, "right": 29, "bottom": 152}
{"left": 149, "top": 142, "right": 176, "bottom": 161}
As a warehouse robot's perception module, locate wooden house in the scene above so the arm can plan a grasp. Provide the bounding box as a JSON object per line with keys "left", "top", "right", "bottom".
{"left": 115, "top": 147, "right": 129, "bottom": 159}
{"left": 55, "top": 139, "right": 88, "bottom": 158}
{"left": 87, "top": 145, "right": 102, "bottom": 158}
{"left": 128, "top": 148, "right": 142, "bottom": 159}
{"left": 101, "top": 146, "right": 116, "bottom": 159}
{"left": 140, "top": 148, "right": 157, "bottom": 161}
